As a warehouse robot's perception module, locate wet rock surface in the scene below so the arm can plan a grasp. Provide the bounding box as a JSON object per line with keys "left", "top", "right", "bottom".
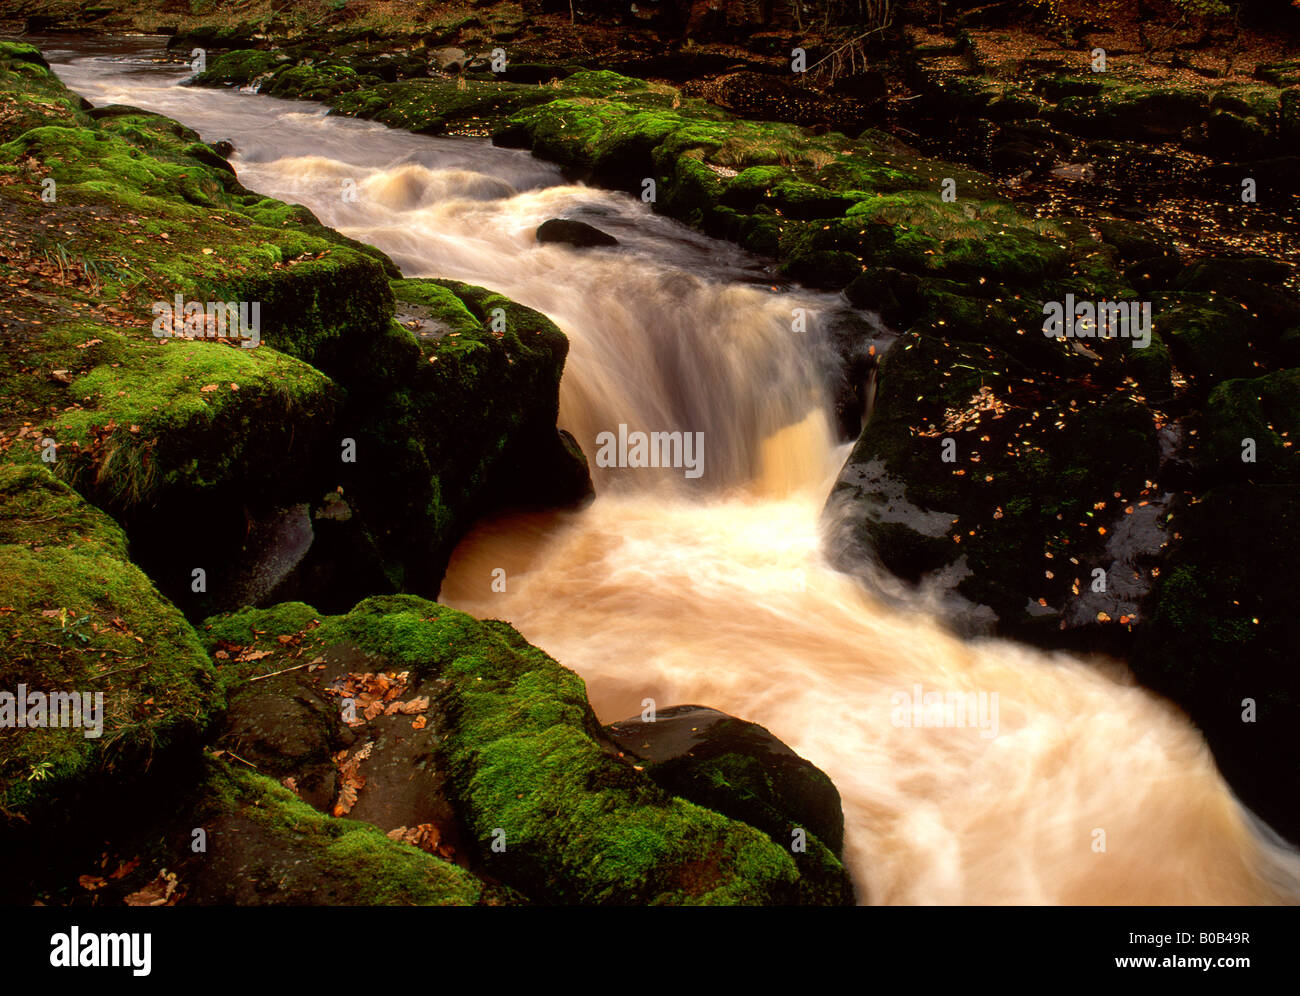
{"left": 606, "top": 705, "right": 848, "bottom": 859}
{"left": 536, "top": 217, "right": 620, "bottom": 247}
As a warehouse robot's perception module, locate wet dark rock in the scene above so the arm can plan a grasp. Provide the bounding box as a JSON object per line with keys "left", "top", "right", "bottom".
{"left": 1172, "top": 257, "right": 1300, "bottom": 330}
{"left": 843, "top": 266, "right": 924, "bottom": 329}
{"left": 828, "top": 324, "right": 1162, "bottom": 650}
{"left": 1133, "top": 482, "right": 1300, "bottom": 845}
{"left": 818, "top": 307, "right": 886, "bottom": 440}
{"left": 430, "top": 46, "right": 467, "bottom": 73}
{"left": 781, "top": 249, "right": 862, "bottom": 290}
{"left": 536, "top": 217, "right": 619, "bottom": 248}
{"left": 606, "top": 704, "right": 846, "bottom": 852}
{"left": 218, "top": 670, "right": 343, "bottom": 813}
{"left": 177, "top": 760, "right": 505, "bottom": 905}
{"left": 605, "top": 704, "right": 854, "bottom": 903}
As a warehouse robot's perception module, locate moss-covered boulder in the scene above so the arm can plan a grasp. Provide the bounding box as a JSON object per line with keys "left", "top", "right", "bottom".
{"left": 605, "top": 705, "right": 853, "bottom": 905}
{"left": 180, "top": 761, "right": 509, "bottom": 905}
{"left": 829, "top": 329, "right": 1162, "bottom": 644}
{"left": 1133, "top": 483, "right": 1300, "bottom": 844}
{"left": 1198, "top": 369, "right": 1300, "bottom": 482}
{"left": 0, "top": 49, "right": 589, "bottom": 619}
{"left": 1154, "top": 294, "right": 1274, "bottom": 393}
{"left": 0, "top": 40, "right": 92, "bottom": 142}
{"left": 191, "top": 48, "right": 290, "bottom": 87}
{"left": 1, "top": 319, "right": 340, "bottom": 508}
{"left": 334, "top": 278, "right": 591, "bottom": 604}
{"left": 200, "top": 596, "right": 848, "bottom": 904}
{"left": 190, "top": 47, "right": 1097, "bottom": 308}
{"left": 0, "top": 465, "right": 221, "bottom": 887}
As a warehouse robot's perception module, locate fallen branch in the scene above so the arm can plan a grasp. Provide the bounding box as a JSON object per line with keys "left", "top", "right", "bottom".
{"left": 247, "top": 662, "right": 309, "bottom": 683}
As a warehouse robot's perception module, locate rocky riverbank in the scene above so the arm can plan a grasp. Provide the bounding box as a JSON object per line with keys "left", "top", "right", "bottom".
{"left": 110, "top": 6, "right": 1300, "bottom": 842}
{"left": 0, "top": 40, "right": 852, "bottom": 905}
{"left": 3, "top": 0, "right": 1299, "bottom": 893}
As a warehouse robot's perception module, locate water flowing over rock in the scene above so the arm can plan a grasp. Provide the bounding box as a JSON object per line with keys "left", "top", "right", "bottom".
{"left": 536, "top": 217, "right": 620, "bottom": 247}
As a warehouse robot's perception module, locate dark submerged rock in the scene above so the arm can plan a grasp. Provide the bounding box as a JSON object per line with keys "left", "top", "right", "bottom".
{"left": 536, "top": 217, "right": 620, "bottom": 248}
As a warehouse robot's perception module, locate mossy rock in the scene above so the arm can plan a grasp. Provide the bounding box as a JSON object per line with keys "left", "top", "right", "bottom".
{"left": 180, "top": 761, "right": 508, "bottom": 905}
{"left": 1, "top": 320, "right": 340, "bottom": 509}
{"left": 188, "top": 44, "right": 1074, "bottom": 308}
{"left": 780, "top": 249, "right": 862, "bottom": 289}
{"left": 839, "top": 330, "right": 1159, "bottom": 634}
{"left": 1153, "top": 294, "right": 1268, "bottom": 392}
{"left": 0, "top": 55, "right": 583, "bottom": 620}
{"left": 191, "top": 49, "right": 290, "bottom": 88}
{"left": 0, "top": 465, "right": 221, "bottom": 844}
{"left": 1199, "top": 369, "right": 1300, "bottom": 483}
{"left": 202, "top": 596, "right": 837, "bottom": 904}
{"left": 1172, "top": 257, "right": 1300, "bottom": 331}
{"left": 605, "top": 705, "right": 853, "bottom": 905}
{"left": 0, "top": 41, "right": 93, "bottom": 142}
{"left": 1207, "top": 109, "right": 1273, "bottom": 160}
{"left": 931, "top": 228, "right": 1070, "bottom": 286}
{"left": 1052, "top": 85, "right": 1208, "bottom": 141}
{"left": 335, "top": 278, "right": 590, "bottom": 600}
{"left": 264, "top": 62, "right": 366, "bottom": 101}
{"left": 1133, "top": 483, "right": 1300, "bottom": 843}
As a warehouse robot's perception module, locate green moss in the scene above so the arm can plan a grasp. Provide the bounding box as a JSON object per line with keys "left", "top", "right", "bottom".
{"left": 0, "top": 42, "right": 92, "bottom": 142}
{"left": 193, "top": 760, "right": 494, "bottom": 905}
{"left": 265, "top": 62, "right": 364, "bottom": 101}
{"left": 192, "top": 49, "right": 290, "bottom": 87}
{"left": 203, "top": 596, "right": 820, "bottom": 904}
{"left": 0, "top": 466, "right": 220, "bottom": 826}
{"left": 1201, "top": 369, "right": 1300, "bottom": 482}
{"left": 3, "top": 319, "right": 338, "bottom": 508}
{"left": 0, "top": 463, "right": 127, "bottom": 556}
{"left": 190, "top": 48, "right": 1068, "bottom": 296}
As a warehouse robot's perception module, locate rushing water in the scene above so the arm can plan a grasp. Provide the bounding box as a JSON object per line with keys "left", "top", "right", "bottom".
{"left": 45, "top": 38, "right": 1300, "bottom": 904}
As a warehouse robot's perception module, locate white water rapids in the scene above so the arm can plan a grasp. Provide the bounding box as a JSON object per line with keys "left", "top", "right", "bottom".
{"left": 48, "top": 40, "right": 1300, "bottom": 904}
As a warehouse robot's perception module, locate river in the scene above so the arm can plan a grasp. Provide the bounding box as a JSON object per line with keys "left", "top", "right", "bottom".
{"left": 42, "top": 36, "right": 1300, "bottom": 904}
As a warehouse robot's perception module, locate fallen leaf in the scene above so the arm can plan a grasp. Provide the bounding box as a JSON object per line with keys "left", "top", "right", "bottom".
{"left": 108, "top": 857, "right": 140, "bottom": 880}
{"left": 124, "top": 869, "right": 179, "bottom": 907}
